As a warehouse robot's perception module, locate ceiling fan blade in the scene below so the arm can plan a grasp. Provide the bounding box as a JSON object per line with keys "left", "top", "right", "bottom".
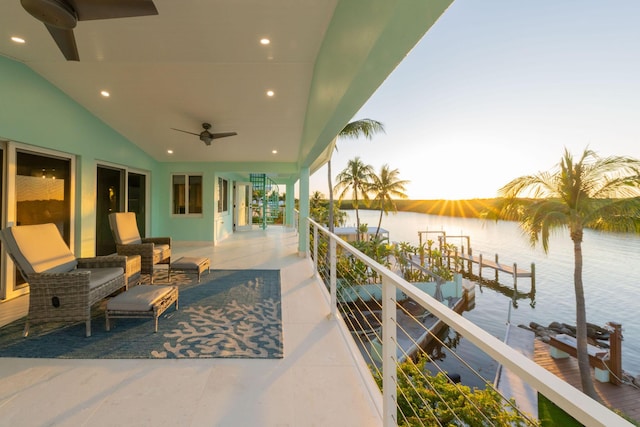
{"left": 170, "top": 128, "right": 200, "bottom": 137}
{"left": 212, "top": 132, "right": 238, "bottom": 139}
{"left": 73, "top": 0, "right": 158, "bottom": 21}
{"left": 44, "top": 23, "right": 79, "bottom": 61}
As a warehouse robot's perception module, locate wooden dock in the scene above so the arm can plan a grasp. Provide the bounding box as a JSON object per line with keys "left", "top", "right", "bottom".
{"left": 447, "top": 251, "right": 535, "bottom": 290}
{"left": 495, "top": 325, "right": 639, "bottom": 424}
{"left": 417, "top": 230, "right": 535, "bottom": 290}
{"left": 534, "top": 339, "right": 640, "bottom": 423}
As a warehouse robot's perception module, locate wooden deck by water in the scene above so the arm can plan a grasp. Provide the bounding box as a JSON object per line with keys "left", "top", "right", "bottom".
{"left": 417, "top": 230, "right": 535, "bottom": 288}
{"left": 457, "top": 252, "right": 532, "bottom": 277}
{"left": 534, "top": 339, "right": 640, "bottom": 423}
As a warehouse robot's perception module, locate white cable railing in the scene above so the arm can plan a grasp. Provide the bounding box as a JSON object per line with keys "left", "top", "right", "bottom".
{"left": 307, "top": 217, "right": 633, "bottom": 427}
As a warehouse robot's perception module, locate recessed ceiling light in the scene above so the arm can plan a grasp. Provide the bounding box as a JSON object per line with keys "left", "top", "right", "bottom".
{"left": 167, "top": 149, "right": 174, "bottom": 154}
{"left": 272, "top": 150, "right": 278, "bottom": 154}
{"left": 100, "top": 90, "right": 110, "bottom": 97}
{"left": 266, "top": 90, "right": 274, "bottom": 97}
{"left": 11, "top": 36, "right": 25, "bottom": 44}
{"left": 260, "top": 38, "right": 270, "bottom": 45}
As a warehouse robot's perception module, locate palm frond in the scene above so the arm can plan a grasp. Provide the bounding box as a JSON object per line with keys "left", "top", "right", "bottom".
{"left": 339, "top": 119, "right": 385, "bottom": 140}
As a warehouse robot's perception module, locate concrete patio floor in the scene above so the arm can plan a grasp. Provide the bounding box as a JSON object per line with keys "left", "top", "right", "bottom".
{"left": 0, "top": 226, "right": 382, "bottom": 426}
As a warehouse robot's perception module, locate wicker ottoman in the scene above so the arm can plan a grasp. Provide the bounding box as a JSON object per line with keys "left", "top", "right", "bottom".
{"left": 169, "top": 256, "right": 210, "bottom": 282}
{"left": 105, "top": 285, "right": 179, "bottom": 332}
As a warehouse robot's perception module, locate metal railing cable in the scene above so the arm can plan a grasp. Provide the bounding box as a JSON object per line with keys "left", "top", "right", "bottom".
{"left": 392, "top": 302, "right": 500, "bottom": 427}
{"left": 306, "top": 218, "right": 634, "bottom": 427}
{"left": 395, "top": 297, "right": 536, "bottom": 425}
{"left": 313, "top": 248, "right": 501, "bottom": 425}
{"left": 394, "top": 300, "right": 536, "bottom": 425}
{"left": 311, "top": 230, "right": 530, "bottom": 426}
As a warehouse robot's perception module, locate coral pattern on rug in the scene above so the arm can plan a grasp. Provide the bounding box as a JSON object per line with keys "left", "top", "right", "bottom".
{"left": 152, "top": 277, "right": 282, "bottom": 358}
{"left": 0, "top": 270, "right": 283, "bottom": 359}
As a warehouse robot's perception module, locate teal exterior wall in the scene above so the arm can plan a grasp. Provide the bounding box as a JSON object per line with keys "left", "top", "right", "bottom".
{"left": 0, "top": 1, "right": 454, "bottom": 251}
{"left": 155, "top": 162, "right": 236, "bottom": 242}
{"left": 0, "top": 56, "right": 159, "bottom": 255}
{"left": 0, "top": 54, "right": 294, "bottom": 248}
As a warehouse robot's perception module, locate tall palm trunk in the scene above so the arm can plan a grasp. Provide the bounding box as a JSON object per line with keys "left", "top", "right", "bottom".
{"left": 572, "top": 230, "right": 599, "bottom": 399}
{"left": 327, "top": 160, "right": 334, "bottom": 232}
{"left": 375, "top": 204, "right": 383, "bottom": 240}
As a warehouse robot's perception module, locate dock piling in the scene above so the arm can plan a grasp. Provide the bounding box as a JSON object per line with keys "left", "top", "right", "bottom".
{"left": 432, "top": 233, "right": 535, "bottom": 292}
{"left": 531, "top": 263, "right": 536, "bottom": 292}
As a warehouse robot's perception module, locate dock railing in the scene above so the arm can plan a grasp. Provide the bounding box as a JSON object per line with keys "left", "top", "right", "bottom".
{"left": 307, "top": 217, "right": 632, "bottom": 427}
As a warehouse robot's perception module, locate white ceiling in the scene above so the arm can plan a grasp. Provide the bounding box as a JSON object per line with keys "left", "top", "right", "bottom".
{"left": 0, "top": 0, "right": 337, "bottom": 169}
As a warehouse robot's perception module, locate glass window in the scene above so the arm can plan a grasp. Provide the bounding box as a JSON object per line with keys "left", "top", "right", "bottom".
{"left": 172, "top": 174, "right": 202, "bottom": 215}
{"left": 217, "top": 178, "right": 228, "bottom": 213}
{"left": 16, "top": 151, "right": 71, "bottom": 238}
{"left": 189, "top": 175, "right": 202, "bottom": 214}
{"left": 15, "top": 150, "right": 71, "bottom": 287}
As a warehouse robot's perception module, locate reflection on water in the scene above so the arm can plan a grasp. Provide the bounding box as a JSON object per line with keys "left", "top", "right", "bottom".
{"left": 423, "top": 324, "right": 498, "bottom": 390}
{"left": 475, "top": 278, "right": 536, "bottom": 309}
{"left": 344, "top": 209, "right": 640, "bottom": 376}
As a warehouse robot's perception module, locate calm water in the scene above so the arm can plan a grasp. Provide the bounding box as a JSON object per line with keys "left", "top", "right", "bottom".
{"left": 344, "top": 209, "right": 640, "bottom": 376}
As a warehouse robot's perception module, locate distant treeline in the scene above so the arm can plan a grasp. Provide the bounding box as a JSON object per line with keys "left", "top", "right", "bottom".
{"left": 338, "top": 198, "right": 640, "bottom": 231}
{"left": 338, "top": 199, "right": 502, "bottom": 219}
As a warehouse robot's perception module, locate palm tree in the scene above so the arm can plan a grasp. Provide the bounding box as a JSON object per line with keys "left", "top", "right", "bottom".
{"left": 334, "top": 157, "right": 375, "bottom": 241}
{"left": 327, "top": 119, "right": 385, "bottom": 232}
{"left": 498, "top": 147, "right": 640, "bottom": 399}
{"left": 368, "top": 164, "right": 409, "bottom": 239}
{"left": 309, "top": 191, "right": 327, "bottom": 224}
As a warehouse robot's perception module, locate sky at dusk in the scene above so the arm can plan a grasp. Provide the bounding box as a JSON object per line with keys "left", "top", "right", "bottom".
{"left": 309, "top": 0, "right": 640, "bottom": 200}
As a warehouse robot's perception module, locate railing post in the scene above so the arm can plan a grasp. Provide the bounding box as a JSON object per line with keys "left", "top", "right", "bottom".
{"left": 382, "top": 276, "right": 397, "bottom": 427}
{"left": 313, "top": 224, "right": 318, "bottom": 272}
{"left": 329, "top": 236, "right": 337, "bottom": 318}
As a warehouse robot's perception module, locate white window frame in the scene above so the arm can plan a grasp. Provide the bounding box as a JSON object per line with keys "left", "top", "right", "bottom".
{"left": 2, "top": 142, "right": 76, "bottom": 300}
{"left": 171, "top": 173, "right": 203, "bottom": 216}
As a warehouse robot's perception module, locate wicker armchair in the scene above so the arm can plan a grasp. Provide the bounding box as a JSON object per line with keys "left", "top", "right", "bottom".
{"left": 108, "top": 212, "right": 171, "bottom": 284}
{"left": 0, "top": 223, "right": 127, "bottom": 337}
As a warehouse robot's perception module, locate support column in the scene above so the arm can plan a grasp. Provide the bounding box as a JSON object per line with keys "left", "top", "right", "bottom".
{"left": 297, "top": 167, "right": 310, "bottom": 256}
{"left": 285, "top": 181, "right": 295, "bottom": 228}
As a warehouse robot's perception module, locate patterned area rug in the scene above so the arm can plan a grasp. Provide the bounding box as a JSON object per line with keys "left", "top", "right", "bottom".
{"left": 0, "top": 269, "right": 283, "bottom": 359}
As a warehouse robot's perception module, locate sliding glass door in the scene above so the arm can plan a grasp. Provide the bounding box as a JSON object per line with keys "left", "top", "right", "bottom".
{"left": 15, "top": 150, "right": 72, "bottom": 288}
{"left": 95, "top": 166, "right": 149, "bottom": 256}
{"left": 95, "top": 166, "right": 124, "bottom": 256}
{"left": 128, "top": 172, "right": 146, "bottom": 237}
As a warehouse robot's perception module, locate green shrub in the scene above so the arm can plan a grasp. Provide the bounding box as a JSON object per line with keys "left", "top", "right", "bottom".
{"left": 373, "top": 356, "right": 539, "bottom": 426}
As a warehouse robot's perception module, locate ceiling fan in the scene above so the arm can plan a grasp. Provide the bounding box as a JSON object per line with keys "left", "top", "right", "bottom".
{"left": 20, "top": 0, "right": 158, "bottom": 61}
{"left": 171, "top": 123, "right": 238, "bottom": 146}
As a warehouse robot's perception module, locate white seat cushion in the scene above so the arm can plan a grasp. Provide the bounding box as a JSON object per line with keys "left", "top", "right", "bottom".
{"left": 107, "top": 285, "right": 175, "bottom": 312}
{"left": 171, "top": 257, "right": 208, "bottom": 269}
{"left": 76, "top": 267, "right": 124, "bottom": 290}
